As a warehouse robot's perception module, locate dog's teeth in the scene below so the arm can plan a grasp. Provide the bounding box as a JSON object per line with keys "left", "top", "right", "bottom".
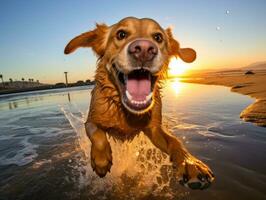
{"left": 129, "top": 99, "right": 149, "bottom": 105}
{"left": 146, "top": 93, "right": 153, "bottom": 101}
{"left": 126, "top": 90, "right": 132, "bottom": 100}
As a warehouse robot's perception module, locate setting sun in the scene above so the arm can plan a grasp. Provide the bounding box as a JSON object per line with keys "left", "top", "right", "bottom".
{"left": 168, "top": 58, "right": 191, "bottom": 77}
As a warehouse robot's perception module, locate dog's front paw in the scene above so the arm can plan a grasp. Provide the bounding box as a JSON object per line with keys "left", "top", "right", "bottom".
{"left": 91, "top": 142, "right": 112, "bottom": 178}
{"left": 174, "top": 155, "right": 215, "bottom": 190}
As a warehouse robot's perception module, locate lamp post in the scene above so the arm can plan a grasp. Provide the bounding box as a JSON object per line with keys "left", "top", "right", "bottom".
{"left": 64, "top": 72, "right": 68, "bottom": 87}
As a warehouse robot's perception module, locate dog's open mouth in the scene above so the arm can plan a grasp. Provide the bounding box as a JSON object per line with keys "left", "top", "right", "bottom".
{"left": 113, "top": 65, "right": 157, "bottom": 113}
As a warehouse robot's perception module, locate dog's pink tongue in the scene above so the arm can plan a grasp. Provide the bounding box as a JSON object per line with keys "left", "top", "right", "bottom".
{"left": 127, "top": 78, "right": 151, "bottom": 101}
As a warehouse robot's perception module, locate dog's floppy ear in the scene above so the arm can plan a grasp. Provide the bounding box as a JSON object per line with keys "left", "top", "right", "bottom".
{"left": 166, "top": 28, "right": 196, "bottom": 63}
{"left": 64, "top": 23, "right": 109, "bottom": 57}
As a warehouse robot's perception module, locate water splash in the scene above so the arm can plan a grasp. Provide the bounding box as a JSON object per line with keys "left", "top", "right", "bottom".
{"left": 60, "top": 104, "right": 189, "bottom": 199}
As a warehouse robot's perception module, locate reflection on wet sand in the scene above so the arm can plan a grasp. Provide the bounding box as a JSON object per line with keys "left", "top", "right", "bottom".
{"left": 6, "top": 96, "right": 44, "bottom": 110}
{"left": 3, "top": 92, "right": 74, "bottom": 110}
{"left": 169, "top": 79, "right": 185, "bottom": 95}
{"left": 67, "top": 93, "right": 71, "bottom": 102}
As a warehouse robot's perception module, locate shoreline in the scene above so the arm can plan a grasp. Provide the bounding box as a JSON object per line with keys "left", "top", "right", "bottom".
{"left": 0, "top": 83, "right": 94, "bottom": 96}
{"left": 180, "top": 73, "right": 266, "bottom": 127}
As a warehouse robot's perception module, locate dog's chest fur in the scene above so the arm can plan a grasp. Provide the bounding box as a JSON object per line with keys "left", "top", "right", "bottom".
{"left": 88, "top": 85, "right": 150, "bottom": 139}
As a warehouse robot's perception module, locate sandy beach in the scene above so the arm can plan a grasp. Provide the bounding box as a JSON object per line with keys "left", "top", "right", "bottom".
{"left": 181, "top": 70, "right": 266, "bottom": 127}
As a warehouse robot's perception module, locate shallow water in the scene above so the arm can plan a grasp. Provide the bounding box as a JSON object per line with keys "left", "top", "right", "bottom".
{"left": 0, "top": 80, "right": 265, "bottom": 200}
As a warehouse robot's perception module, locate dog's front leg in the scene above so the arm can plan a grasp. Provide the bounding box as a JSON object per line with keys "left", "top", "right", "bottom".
{"left": 85, "top": 122, "right": 112, "bottom": 177}
{"left": 144, "top": 126, "right": 214, "bottom": 190}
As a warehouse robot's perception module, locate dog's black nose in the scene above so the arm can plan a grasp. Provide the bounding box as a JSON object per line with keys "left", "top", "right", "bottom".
{"left": 128, "top": 40, "right": 158, "bottom": 63}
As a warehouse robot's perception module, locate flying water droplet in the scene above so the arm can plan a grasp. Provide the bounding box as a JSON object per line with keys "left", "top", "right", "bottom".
{"left": 226, "top": 10, "right": 230, "bottom": 14}
{"left": 216, "top": 26, "right": 221, "bottom": 31}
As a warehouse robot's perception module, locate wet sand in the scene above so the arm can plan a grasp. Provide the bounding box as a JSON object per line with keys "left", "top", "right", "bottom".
{"left": 181, "top": 71, "right": 266, "bottom": 127}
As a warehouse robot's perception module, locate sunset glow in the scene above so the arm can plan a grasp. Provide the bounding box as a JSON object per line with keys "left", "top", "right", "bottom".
{"left": 168, "top": 58, "right": 191, "bottom": 77}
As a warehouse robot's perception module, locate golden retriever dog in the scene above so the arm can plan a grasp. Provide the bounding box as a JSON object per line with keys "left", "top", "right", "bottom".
{"left": 64, "top": 17, "right": 214, "bottom": 190}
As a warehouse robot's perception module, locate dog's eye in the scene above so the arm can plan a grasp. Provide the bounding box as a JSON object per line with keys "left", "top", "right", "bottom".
{"left": 116, "top": 30, "right": 127, "bottom": 40}
{"left": 153, "top": 33, "right": 163, "bottom": 43}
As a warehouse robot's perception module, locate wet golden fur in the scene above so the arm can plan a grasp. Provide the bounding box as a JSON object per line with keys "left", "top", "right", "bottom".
{"left": 64, "top": 17, "right": 214, "bottom": 189}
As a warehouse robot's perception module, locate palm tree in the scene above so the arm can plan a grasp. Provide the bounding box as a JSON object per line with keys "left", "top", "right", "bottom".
{"left": 28, "top": 78, "right": 33, "bottom": 87}
{"left": 9, "top": 78, "right": 13, "bottom": 86}
{"left": 0, "top": 74, "right": 4, "bottom": 88}
{"left": 21, "top": 78, "right": 25, "bottom": 87}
